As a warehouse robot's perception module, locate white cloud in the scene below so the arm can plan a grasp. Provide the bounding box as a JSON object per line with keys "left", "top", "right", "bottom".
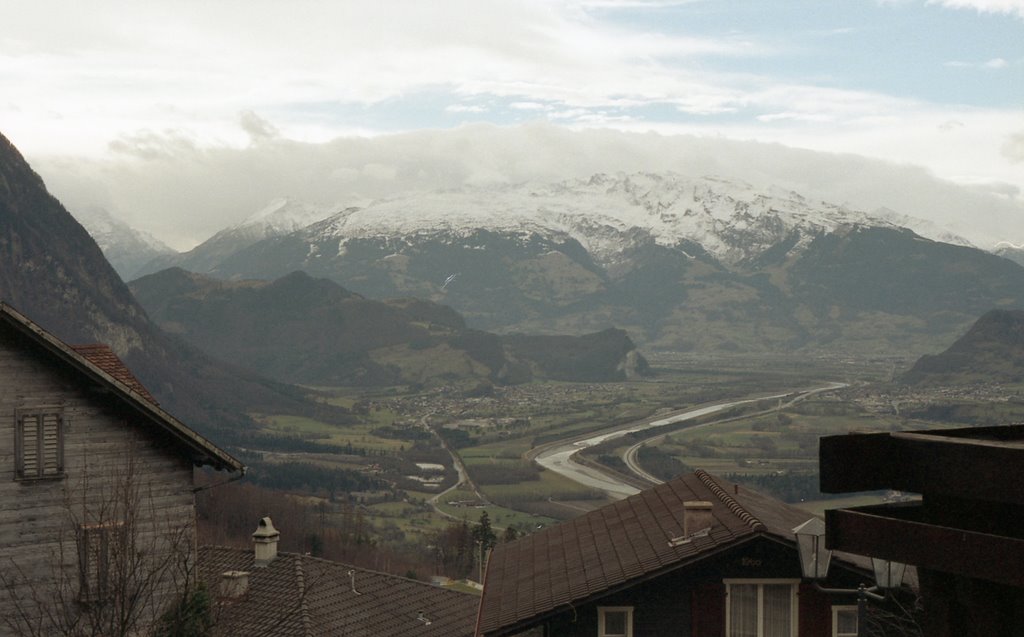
{"left": 238, "top": 111, "right": 280, "bottom": 142}
{"left": 445, "top": 104, "right": 488, "bottom": 113}
{"left": 1005, "top": 131, "right": 1024, "bottom": 162}
{"left": 0, "top": 0, "right": 774, "bottom": 159}
{"left": 946, "top": 57, "right": 1012, "bottom": 69}
{"left": 927, "top": 0, "right": 1024, "bottom": 18}
{"left": 510, "top": 102, "right": 550, "bottom": 110}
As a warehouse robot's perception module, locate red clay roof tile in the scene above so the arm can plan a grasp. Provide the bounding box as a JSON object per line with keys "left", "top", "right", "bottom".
{"left": 71, "top": 343, "right": 159, "bottom": 405}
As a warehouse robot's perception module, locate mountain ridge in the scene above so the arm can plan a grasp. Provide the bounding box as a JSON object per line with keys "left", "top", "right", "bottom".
{"left": 129, "top": 268, "right": 649, "bottom": 387}
{"left": 902, "top": 309, "right": 1024, "bottom": 385}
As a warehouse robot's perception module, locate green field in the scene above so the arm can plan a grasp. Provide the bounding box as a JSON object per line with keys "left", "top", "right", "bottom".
{"left": 253, "top": 411, "right": 409, "bottom": 453}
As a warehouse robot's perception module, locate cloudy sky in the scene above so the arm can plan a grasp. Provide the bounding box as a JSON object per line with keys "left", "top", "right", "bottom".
{"left": 2, "top": 0, "right": 1022, "bottom": 249}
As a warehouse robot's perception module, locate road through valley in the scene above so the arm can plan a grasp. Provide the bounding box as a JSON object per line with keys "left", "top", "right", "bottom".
{"left": 533, "top": 383, "right": 845, "bottom": 499}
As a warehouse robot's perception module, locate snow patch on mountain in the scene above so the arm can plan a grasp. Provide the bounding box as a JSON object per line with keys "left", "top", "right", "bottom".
{"left": 873, "top": 207, "right": 973, "bottom": 248}
{"left": 305, "top": 173, "right": 941, "bottom": 265}
{"left": 72, "top": 206, "right": 176, "bottom": 279}
{"left": 74, "top": 206, "right": 174, "bottom": 255}
{"left": 232, "top": 197, "right": 342, "bottom": 239}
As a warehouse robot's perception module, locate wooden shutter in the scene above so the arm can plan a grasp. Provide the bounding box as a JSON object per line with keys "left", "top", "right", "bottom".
{"left": 15, "top": 410, "right": 64, "bottom": 479}
{"left": 41, "top": 413, "right": 63, "bottom": 476}
{"left": 78, "top": 525, "right": 114, "bottom": 602}
{"left": 17, "top": 414, "right": 40, "bottom": 478}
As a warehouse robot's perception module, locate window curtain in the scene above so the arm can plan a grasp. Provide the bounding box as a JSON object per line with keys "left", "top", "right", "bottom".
{"left": 762, "top": 585, "right": 792, "bottom": 637}
{"left": 729, "top": 584, "right": 758, "bottom": 637}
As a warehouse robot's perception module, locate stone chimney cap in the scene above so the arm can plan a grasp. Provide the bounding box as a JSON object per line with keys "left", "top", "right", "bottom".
{"left": 253, "top": 517, "right": 280, "bottom": 540}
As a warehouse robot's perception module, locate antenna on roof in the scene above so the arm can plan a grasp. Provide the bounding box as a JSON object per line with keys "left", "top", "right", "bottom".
{"left": 348, "top": 569, "right": 363, "bottom": 595}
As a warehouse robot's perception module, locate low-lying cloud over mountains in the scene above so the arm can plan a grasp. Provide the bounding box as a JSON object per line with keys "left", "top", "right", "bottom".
{"left": 37, "top": 125, "right": 1024, "bottom": 252}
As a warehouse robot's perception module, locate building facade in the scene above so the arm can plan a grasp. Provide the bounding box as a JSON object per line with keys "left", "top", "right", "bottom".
{"left": 0, "top": 302, "right": 243, "bottom": 635}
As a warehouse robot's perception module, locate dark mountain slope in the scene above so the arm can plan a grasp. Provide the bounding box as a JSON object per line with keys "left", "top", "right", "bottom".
{"left": 902, "top": 309, "right": 1024, "bottom": 385}
{"left": 787, "top": 227, "right": 1024, "bottom": 317}
{"left": 0, "top": 132, "right": 340, "bottom": 440}
{"left": 130, "top": 268, "right": 649, "bottom": 386}
{"left": 0, "top": 135, "right": 148, "bottom": 351}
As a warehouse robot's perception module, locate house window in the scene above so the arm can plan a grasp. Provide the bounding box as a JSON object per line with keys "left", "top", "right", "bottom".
{"left": 14, "top": 409, "right": 64, "bottom": 480}
{"left": 725, "top": 580, "right": 798, "bottom": 637}
{"left": 78, "top": 522, "right": 123, "bottom": 603}
{"left": 598, "top": 606, "right": 633, "bottom": 637}
{"left": 833, "top": 606, "right": 858, "bottom": 637}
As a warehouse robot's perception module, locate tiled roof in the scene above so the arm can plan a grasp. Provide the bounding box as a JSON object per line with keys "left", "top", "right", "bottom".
{"left": 199, "top": 546, "right": 480, "bottom": 637}
{"left": 71, "top": 343, "right": 158, "bottom": 405}
{"left": 477, "top": 470, "right": 819, "bottom": 635}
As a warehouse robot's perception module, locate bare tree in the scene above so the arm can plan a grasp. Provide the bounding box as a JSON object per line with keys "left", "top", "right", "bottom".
{"left": 864, "top": 589, "right": 924, "bottom": 637}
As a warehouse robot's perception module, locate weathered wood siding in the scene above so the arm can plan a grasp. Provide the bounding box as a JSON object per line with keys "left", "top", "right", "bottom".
{"left": 0, "top": 326, "right": 196, "bottom": 635}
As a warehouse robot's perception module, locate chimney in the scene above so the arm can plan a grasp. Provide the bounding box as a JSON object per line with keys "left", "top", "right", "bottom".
{"left": 683, "top": 501, "right": 714, "bottom": 536}
{"left": 252, "top": 517, "right": 280, "bottom": 567}
{"left": 220, "top": 570, "right": 250, "bottom": 599}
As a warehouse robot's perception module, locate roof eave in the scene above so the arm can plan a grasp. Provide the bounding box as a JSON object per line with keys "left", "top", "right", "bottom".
{"left": 0, "top": 302, "right": 245, "bottom": 473}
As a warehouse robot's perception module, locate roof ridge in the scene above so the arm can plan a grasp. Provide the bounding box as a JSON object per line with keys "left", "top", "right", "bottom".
{"left": 295, "top": 555, "right": 314, "bottom": 637}
{"left": 695, "top": 469, "right": 764, "bottom": 530}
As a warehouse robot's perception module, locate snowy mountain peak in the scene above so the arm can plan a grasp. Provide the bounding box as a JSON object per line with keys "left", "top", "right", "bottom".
{"left": 236, "top": 197, "right": 340, "bottom": 235}
{"left": 71, "top": 206, "right": 176, "bottom": 280}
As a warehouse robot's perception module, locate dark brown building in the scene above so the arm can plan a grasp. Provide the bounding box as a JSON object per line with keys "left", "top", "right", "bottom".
{"left": 821, "top": 425, "right": 1024, "bottom": 637}
{"left": 477, "top": 470, "right": 870, "bottom": 637}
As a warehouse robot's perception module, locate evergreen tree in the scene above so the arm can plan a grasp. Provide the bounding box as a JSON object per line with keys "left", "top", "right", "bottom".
{"left": 473, "top": 511, "right": 497, "bottom": 552}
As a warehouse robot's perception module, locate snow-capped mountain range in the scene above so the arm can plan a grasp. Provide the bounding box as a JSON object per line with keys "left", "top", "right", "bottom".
{"left": 129, "top": 172, "right": 975, "bottom": 277}
{"left": 301, "top": 172, "right": 970, "bottom": 265}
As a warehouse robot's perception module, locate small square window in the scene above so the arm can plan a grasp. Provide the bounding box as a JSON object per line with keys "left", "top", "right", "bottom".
{"left": 598, "top": 606, "right": 633, "bottom": 637}
{"left": 14, "top": 409, "right": 65, "bottom": 480}
{"left": 833, "top": 606, "right": 858, "bottom": 637}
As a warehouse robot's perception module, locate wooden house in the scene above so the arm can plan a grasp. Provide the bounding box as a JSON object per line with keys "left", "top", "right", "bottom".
{"left": 0, "top": 302, "right": 244, "bottom": 635}
{"left": 476, "top": 470, "right": 872, "bottom": 637}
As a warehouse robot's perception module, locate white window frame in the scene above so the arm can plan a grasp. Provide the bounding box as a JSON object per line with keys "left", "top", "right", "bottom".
{"left": 14, "top": 408, "right": 65, "bottom": 480}
{"left": 724, "top": 579, "right": 799, "bottom": 637}
{"left": 832, "top": 605, "right": 858, "bottom": 637}
{"left": 597, "top": 606, "right": 634, "bottom": 637}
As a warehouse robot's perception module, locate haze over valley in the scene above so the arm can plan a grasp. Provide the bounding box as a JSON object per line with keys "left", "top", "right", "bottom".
{"left": 3, "top": 0, "right": 1023, "bottom": 586}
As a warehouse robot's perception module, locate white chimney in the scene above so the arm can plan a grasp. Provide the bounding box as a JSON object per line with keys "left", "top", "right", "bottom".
{"left": 252, "top": 517, "right": 280, "bottom": 567}
{"left": 220, "top": 570, "right": 250, "bottom": 599}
